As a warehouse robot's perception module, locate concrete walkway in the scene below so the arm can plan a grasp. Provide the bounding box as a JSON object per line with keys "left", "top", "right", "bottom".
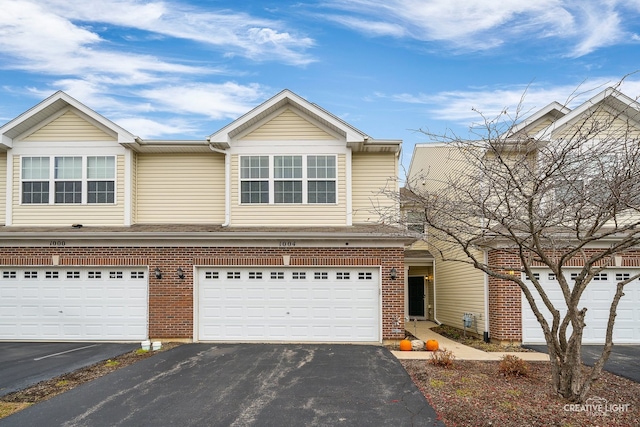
{"left": 392, "top": 321, "right": 550, "bottom": 361}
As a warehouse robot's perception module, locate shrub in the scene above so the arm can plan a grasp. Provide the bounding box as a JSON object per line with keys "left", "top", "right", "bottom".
{"left": 428, "top": 348, "right": 455, "bottom": 368}
{"left": 498, "top": 354, "right": 529, "bottom": 377}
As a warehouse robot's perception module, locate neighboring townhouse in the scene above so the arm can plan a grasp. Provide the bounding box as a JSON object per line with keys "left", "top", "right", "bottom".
{"left": 0, "top": 89, "right": 413, "bottom": 343}
{"left": 406, "top": 88, "right": 640, "bottom": 345}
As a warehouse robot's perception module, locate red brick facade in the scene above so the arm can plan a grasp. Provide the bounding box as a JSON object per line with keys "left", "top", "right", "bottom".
{"left": 487, "top": 249, "right": 523, "bottom": 342}
{"left": 0, "top": 245, "right": 405, "bottom": 341}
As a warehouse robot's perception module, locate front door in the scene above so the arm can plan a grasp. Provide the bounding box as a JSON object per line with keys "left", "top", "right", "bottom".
{"left": 408, "top": 276, "right": 425, "bottom": 318}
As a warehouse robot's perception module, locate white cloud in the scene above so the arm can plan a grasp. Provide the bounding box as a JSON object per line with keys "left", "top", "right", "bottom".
{"left": 23, "top": 77, "right": 271, "bottom": 138}
{"left": 137, "top": 82, "right": 268, "bottom": 120}
{"left": 388, "top": 76, "right": 640, "bottom": 131}
{"left": 321, "top": 0, "right": 640, "bottom": 56}
{"left": 114, "top": 117, "right": 198, "bottom": 139}
{"left": 0, "top": 0, "right": 209, "bottom": 79}
{"left": 323, "top": 15, "right": 406, "bottom": 38}
{"left": 566, "top": 4, "right": 626, "bottom": 57}
{"left": 20, "top": 0, "right": 316, "bottom": 65}
{"left": 0, "top": 0, "right": 314, "bottom": 138}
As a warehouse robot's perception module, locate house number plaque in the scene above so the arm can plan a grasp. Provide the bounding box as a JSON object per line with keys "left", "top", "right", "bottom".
{"left": 279, "top": 241, "right": 296, "bottom": 247}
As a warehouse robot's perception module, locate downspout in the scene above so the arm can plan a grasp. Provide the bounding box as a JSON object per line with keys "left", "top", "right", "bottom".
{"left": 432, "top": 262, "right": 441, "bottom": 325}
{"left": 208, "top": 142, "right": 230, "bottom": 227}
{"left": 345, "top": 148, "right": 352, "bottom": 225}
{"left": 483, "top": 249, "right": 490, "bottom": 342}
{"left": 5, "top": 152, "right": 13, "bottom": 226}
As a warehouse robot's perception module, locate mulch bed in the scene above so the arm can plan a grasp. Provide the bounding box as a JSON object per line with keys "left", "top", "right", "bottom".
{"left": 402, "top": 359, "right": 639, "bottom": 426}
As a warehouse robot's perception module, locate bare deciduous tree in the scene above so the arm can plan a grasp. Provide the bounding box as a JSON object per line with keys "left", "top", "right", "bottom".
{"left": 388, "top": 81, "right": 640, "bottom": 402}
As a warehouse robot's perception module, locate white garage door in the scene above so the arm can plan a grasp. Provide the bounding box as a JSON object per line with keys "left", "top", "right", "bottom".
{"left": 522, "top": 269, "right": 640, "bottom": 344}
{"left": 0, "top": 267, "right": 148, "bottom": 341}
{"left": 197, "top": 267, "right": 380, "bottom": 342}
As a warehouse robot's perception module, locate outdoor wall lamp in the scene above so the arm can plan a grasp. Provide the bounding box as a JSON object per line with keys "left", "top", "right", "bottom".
{"left": 154, "top": 267, "right": 162, "bottom": 279}
{"left": 177, "top": 267, "right": 185, "bottom": 279}
{"left": 390, "top": 267, "right": 397, "bottom": 280}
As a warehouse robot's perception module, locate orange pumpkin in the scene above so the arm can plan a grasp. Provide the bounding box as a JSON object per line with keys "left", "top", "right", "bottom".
{"left": 399, "top": 339, "right": 413, "bottom": 351}
{"left": 426, "top": 339, "right": 439, "bottom": 351}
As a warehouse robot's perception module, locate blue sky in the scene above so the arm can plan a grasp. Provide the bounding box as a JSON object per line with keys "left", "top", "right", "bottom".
{"left": 1, "top": 0, "right": 640, "bottom": 168}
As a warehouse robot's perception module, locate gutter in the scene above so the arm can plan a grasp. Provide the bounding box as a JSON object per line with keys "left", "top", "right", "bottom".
{"left": 208, "top": 142, "right": 230, "bottom": 227}
{"left": 0, "top": 231, "right": 416, "bottom": 242}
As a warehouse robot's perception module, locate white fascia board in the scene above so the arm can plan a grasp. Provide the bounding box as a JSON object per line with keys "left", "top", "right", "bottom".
{"left": 348, "top": 139, "right": 402, "bottom": 153}
{"left": 0, "top": 91, "right": 65, "bottom": 137}
{"left": 1, "top": 135, "right": 12, "bottom": 149}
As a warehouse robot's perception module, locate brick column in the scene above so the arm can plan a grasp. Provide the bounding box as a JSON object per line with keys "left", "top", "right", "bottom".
{"left": 487, "top": 249, "right": 522, "bottom": 342}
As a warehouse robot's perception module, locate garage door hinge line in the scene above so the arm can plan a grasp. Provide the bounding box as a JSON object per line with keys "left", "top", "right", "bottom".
{"left": 33, "top": 344, "right": 99, "bottom": 361}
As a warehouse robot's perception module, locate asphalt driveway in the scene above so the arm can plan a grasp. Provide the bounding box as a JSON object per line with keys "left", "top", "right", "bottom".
{"left": 0, "top": 344, "right": 444, "bottom": 427}
{"left": 0, "top": 342, "right": 138, "bottom": 397}
{"left": 525, "top": 344, "right": 640, "bottom": 383}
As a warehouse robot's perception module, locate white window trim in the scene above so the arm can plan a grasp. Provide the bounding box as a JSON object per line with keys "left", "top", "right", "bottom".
{"left": 20, "top": 155, "right": 117, "bottom": 205}
{"left": 239, "top": 154, "right": 338, "bottom": 205}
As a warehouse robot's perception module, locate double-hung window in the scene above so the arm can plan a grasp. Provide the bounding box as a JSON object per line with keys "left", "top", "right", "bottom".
{"left": 240, "top": 155, "right": 336, "bottom": 204}
{"left": 54, "top": 157, "right": 82, "bottom": 203}
{"left": 22, "top": 157, "right": 50, "bottom": 204}
{"left": 274, "top": 156, "right": 302, "bottom": 203}
{"left": 87, "top": 156, "right": 116, "bottom": 203}
{"left": 240, "top": 156, "right": 269, "bottom": 203}
{"left": 21, "top": 156, "right": 116, "bottom": 204}
{"left": 307, "top": 155, "right": 336, "bottom": 203}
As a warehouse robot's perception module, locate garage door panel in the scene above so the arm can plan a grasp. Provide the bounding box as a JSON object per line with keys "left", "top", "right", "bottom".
{"left": 269, "top": 288, "right": 287, "bottom": 299}
{"left": 522, "top": 269, "right": 640, "bottom": 344}
{"left": 198, "top": 267, "right": 380, "bottom": 342}
{"left": 312, "top": 289, "right": 330, "bottom": 299}
{"left": 0, "top": 267, "right": 148, "bottom": 341}
{"left": 62, "top": 325, "right": 83, "bottom": 336}
{"left": 20, "top": 325, "right": 40, "bottom": 337}
{"left": 312, "top": 307, "right": 330, "bottom": 318}
{"left": 246, "top": 307, "right": 265, "bottom": 318}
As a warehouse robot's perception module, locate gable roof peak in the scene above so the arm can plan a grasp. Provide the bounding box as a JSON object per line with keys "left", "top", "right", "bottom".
{"left": 532, "top": 86, "right": 640, "bottom": 140}
{"left": 0, "top": 90, "right": 137, "bottom": 147}
{"left": 207, "top": 88, "right": 370, "bottom": 146}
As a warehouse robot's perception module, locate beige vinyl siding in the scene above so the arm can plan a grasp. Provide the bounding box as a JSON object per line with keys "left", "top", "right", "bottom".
{"left": 12, "top": 155, "right": 125, "bottom": 226}
{"left": 136, "top": 153, "right": 225, "bottom": 223}
{"left": 230, "top": 154, "right": 347, "bottom": 226}
{"left": 351, "top": 152, "right": 397, "bottom": 224}
{"left": 410, "top": 266, "right": 431, "bottom": 276}
{"left": 552, "top": 110, "right": 640, "bottom": 140}
{"left": 526, "top": 117, "right": 554, "bottom": 136}
{"left": 240, "top": 108, "right": 334, "bottom": 140}
{"left": 408, "top": 145, "right": 469, "bottom": 189}
{"left": 433, "top": 246, "right": 486, "bottom": 332}
{"left": 411, "top": 146, "right": 486, "bottom": 330}
{"left": 22, "top": 110, "right": 116, "bottom": 141}
{"left": 0, "top": 152, "right": 6, "bottom": 225}
{"left": 409, "top": 239, "right": 430, "bottom": 251}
